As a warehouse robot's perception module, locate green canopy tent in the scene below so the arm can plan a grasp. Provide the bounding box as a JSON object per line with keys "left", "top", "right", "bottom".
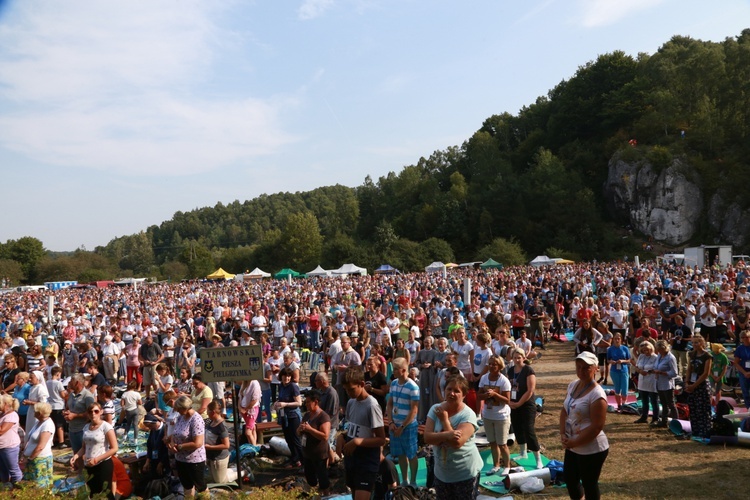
{"left": 480, "top": 258, "right": 504, "bottom": 269}
{"left": 274, "top": 268, "right": 303, "bottom": 279}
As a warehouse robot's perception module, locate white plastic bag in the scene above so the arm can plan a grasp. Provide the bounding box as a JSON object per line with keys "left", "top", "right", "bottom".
{"left": 519, "top": 476, "right": 545, "bottom": 493}
{"left": 268, "top": 436, "right": 292, "bottom": 456}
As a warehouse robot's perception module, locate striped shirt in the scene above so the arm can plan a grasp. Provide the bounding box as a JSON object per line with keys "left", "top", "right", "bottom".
{"left": 389, "top": 378, "right": 419, "bottom": 426}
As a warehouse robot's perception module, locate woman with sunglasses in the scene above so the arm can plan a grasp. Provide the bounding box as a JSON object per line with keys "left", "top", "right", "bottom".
{"left": 70, "top": 402, "right": 118, "bottom": 499}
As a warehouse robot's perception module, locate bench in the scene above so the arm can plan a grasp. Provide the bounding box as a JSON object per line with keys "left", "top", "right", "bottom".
{"left": 256, "top": 421, "right": 283, "bottom": 444}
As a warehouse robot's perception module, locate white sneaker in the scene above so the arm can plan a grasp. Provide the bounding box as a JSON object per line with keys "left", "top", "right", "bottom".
{"left": 487, "top": 466, "right": 501, "bottom": 476}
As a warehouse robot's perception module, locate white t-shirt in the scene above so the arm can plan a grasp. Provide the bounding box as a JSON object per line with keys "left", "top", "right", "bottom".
{"left": 479, "top": 373, "right": 511, "bottom": 420}
{"left": 562, "top": 381, "right": 609, "bottom": 455}
{"left": 451, "top": 341, "right": 473, "bottom": 372}
{"left": 82, "top": 421, "right": 114, "bottom": 461}
{"left": 159, "top": 374, "right": 174, "bottom": 394}
{"left": 24, "top": 417, "right": 56, "bottom": 458}
{"left": 268, "top": 356, "right": 282, "bottom": 384}
{"left": 472, "top": 346, "right": 492, "bottom": 375}
{"left": 121, "top": 390, "right": 141, "bottom": 412}
{"left": 516, "top": 337, "right": 532, "bottom": 355}
{"left": 699, "top": 304, "right": 717, "bottom": 327}
{"left": 162, "top": 336, "right": 176, "bottom": 358}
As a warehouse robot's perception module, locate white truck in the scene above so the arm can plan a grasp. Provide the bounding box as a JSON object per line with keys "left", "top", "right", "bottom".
{"left": 683, "top": 245, "right": 732, "bottom": 268}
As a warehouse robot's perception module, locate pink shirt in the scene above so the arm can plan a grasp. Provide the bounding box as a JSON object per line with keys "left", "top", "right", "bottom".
{"left": 125, "top": 344, "right": 141, "bottom": 367}
{"left": 0, "top": 410, "right": 21, "bottom": 448}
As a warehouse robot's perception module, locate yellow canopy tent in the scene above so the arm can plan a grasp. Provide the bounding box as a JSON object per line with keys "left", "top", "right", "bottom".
{"left": 206, "top": 268, "right": 235, "bottom": 280}
{"left": 555, "top": 259, "right": 575, "bottom": 264}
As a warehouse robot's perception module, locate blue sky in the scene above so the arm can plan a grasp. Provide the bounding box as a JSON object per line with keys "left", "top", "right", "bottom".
{"left": 1, "top": 0, "right": 748, "bottom": 252}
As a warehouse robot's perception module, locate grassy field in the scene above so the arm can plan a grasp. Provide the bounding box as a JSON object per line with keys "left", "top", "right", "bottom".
{"left": 520, "top": 341, "right": 750, "bottom": 499}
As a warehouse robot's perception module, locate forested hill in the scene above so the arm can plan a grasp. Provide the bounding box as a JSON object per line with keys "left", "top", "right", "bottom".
{"left": 4, "top": 30, "right": 750, "bottom": 284}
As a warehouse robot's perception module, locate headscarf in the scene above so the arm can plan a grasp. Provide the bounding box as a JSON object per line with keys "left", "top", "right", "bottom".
{"left": 32, "top": 371, "right": 50, "bottom": 400}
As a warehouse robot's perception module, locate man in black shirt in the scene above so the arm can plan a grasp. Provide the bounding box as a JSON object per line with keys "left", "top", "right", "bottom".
{"left": 86, "top": 362, "right": 109, "bottom": 395}
{"left": 484, "top": 304, "right": 501, "bottom": 335}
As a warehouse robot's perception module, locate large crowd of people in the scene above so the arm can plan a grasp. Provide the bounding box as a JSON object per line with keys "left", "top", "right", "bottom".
{"left": 0, "top": 257, "right": 749, "bottom": 498}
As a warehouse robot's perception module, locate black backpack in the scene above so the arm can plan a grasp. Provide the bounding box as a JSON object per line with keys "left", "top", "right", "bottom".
{"left": 143, "top": 477, "right": 170, "bottom": 499}
{"left": 710, "top": 400, "right": 736, "bottom": 437}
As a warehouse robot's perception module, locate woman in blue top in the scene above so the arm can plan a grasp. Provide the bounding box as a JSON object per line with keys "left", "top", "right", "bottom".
{"left": 606, "top": 333, "right": 630, "bottom": 412}
{"left": 653, "top": 340, "right": 678, "bottom": 427}
{"left": 12, "top": 372, "right": 31, "bottom": 428}
{"left": 425, "top": 375, "right": 483, "bottom": 500}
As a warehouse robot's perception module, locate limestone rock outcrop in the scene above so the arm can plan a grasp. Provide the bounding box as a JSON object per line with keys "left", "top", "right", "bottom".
{"left": 707, "top": 194, "right": 750, "bottom": 247}
{"left": 604, "top": 158, "right": 702, "bottom": 246}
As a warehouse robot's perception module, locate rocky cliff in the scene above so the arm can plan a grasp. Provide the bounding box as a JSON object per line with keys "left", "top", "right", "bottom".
{"left": 603, "top": 157, "right": 703, "bottom": 246}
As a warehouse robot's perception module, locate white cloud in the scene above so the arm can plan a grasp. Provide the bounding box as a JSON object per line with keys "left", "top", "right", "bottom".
{"left": 0, "top": 1, "right": 295, "bottom": 176}
{"left": 298, "top": 0, "right": 335, "bottom": 20}
{"left": 378, "top": 73, "right": 414, "bottom": 94}
{"left": 515, "top": 0, "right": 557, "bottom": 25}
{"left": 577, "top": 0, "right": 666, "bottom": 28}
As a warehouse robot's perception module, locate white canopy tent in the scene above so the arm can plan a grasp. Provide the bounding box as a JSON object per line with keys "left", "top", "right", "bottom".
{"left": 529, "top": 255, "right": 557, "bottom": 267}
{"left": 425, "top": 261, "right": 446, "bottom": 273}
{"left": 306, "top": 265, "right": 331, "bottom": 277}
{"left": 238, "top": 267, "right": 271, "bottom": 280}
{"left": 332, "top": 263, "right": 367, "bottom": 275}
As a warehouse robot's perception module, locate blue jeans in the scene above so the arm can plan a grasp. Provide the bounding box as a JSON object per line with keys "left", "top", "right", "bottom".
{"left": 0, "top": 446, "right": 23, "bottom": 483}
{"left": 261, "top": 389, "right": 272, "bottom": 422}
{"left": 70, "top": 430, "right": 84, "bottom": 454}
{"left": 307, "top": 329, "right": 319, "bottom": 350}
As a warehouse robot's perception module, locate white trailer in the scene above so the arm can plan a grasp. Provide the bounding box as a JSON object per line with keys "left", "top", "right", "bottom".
{"left": 683, "top": 245, "right": 732, "bottom": 268}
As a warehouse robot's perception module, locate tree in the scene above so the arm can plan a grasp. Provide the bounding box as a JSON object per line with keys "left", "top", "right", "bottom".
{"left": 374, "top": 220, "right": 398, "bottom": 255}
{"left": 179, "top": 240, "right": 215, "bottom": 278}
{"left": 322, "top": 233, "right": 359, "bottom": 269}
{"left": 160, "top": 260, "right": 189, "bottom": 281}
{"left": 475, "top": 238, "right": 526, "bottom": 267}
{"left": 420, "top": 238, "right": 455, "bottom": 264}
{"left": 279, "top": 212, "right": 323, "bottom": 271}
{"left": 219, "top": 246, "right": 256, "bottom": 275}
{"left": 544, "top": 247, "right": 582, "bottom": 262}
{"left": 118, "top": 232, "right": 155, "bottom": 275}
{"left": 7, "top": 236, "right": 46, "bottom": 283}
{"left": 0, "top": 259, "right": 24, "bottom": 286}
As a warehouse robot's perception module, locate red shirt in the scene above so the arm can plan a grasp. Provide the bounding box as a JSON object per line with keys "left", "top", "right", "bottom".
{"left": 112, "top": 457, "right": 132, "bottom": 498}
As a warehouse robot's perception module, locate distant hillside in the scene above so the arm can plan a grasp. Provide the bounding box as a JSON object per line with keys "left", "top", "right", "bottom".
{"left": 5, "top": 29, "right": 750, "bottom": 284}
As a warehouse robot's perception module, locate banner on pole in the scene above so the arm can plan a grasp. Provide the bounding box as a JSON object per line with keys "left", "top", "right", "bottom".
{"left": 201, "top": 345, "right": 263, "bottom": 382}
